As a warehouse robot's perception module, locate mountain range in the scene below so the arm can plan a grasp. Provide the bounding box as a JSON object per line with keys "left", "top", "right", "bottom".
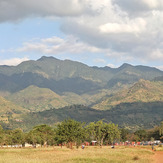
{"left": 0, "top": 56, "right": 163, "bottom": 131}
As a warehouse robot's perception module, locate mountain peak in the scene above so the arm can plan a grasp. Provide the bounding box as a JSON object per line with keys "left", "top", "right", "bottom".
{"left": 118, "top": 63, "right": 133, "bottom": 69}
{"left": 37, "top": 56, "right": 59, "bottom": 61}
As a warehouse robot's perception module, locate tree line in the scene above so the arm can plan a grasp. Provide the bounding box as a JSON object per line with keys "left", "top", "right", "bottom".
{"left": 0, "top": 119, "right": 163, "bottom": 149}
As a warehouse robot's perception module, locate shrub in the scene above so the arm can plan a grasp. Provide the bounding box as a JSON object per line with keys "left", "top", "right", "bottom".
{"left": 133, "top": 156, "right": 139, "bottom": 161}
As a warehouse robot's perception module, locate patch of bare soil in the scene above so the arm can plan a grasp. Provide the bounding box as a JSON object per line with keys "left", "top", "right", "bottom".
{"left": 153, "top": 151, "right": 163, "bottom": 163}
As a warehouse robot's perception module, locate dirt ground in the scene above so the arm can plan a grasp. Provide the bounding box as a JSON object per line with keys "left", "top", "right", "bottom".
{"left": 153, "top": 151, "right": 163, "bottom": 163}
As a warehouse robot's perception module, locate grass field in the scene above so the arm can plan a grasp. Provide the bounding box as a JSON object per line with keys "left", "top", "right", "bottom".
{"left": 0, "top": 146, "right": 158, "bottom": 163}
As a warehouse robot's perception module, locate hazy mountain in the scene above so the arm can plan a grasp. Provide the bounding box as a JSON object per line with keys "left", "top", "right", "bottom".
{"left": 0, "top": 56, "right": 162, "bottom": 95}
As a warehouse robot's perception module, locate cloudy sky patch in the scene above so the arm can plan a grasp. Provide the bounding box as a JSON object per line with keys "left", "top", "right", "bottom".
{"left": 0, "top": 0, "right": 162, "bottom": 70}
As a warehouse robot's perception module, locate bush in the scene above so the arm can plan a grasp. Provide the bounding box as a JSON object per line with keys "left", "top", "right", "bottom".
{"left": 158, "top": 144, "right": 162, "bottom": 147}
{"left": 133, "top": 156, "right": 139, "bottom": 161}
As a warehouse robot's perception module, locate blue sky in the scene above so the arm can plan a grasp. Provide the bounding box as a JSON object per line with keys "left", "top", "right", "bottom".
{"left": 0, "top": 0, "right": 163, "bottom": 70}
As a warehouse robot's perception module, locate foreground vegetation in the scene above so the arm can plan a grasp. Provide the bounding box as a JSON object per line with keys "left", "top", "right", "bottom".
{"left": 0, "top": 120, "right": 163, "bottom": 149}
{"left": 0, "top": 146, "right": 156, "bottom": 163}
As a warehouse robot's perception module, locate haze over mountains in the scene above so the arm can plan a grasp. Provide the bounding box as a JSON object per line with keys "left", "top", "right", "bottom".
{"left": 0, "top": 56, "right": 163, "bottom": 131}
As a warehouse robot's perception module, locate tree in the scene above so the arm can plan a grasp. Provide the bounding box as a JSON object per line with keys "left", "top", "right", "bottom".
{"left": 11, "top": 129, "right": 25, "bottom": 147}
{"left": 105, "top": 123, "right": 120, "bottom": 145}
{"left": 86, "top": 121, "right": 120, "bottom": 147}
{"left": 120, "top": 128, "right": 129, "bottom": 142}
{"left": 55, "top": 119, "right": 85, "bottom": 149}
{"left": 94, "top": 121, "right": 108, "bottom": 146}
{"left": 3, "top": 130, "right": 14, "bottom": 146}
{"left": 134, "top": 129, "right": 147, "bottom": 141}
{"left": 147, "top": 126, "right": 160, "bottom": 140}
{"left": 26, "top": 124, "right": 54, "bottom": 147}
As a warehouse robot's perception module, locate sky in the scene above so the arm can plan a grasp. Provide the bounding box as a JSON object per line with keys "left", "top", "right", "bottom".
{"left": 0, "top": 0, "right": 163, "bottom": 70}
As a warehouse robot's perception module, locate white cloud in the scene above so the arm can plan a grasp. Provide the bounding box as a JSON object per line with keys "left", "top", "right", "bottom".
{"left": 0, "top": 0, "right": 90, "bottom": 22}
{"left": 107, "top": 63, "right": 118, "bottom": 68}
{"left": 99, "top": 18, "right": 146, "bottom": 34}
{"left": 156, "top": 65, "right": 163, "bottom": 71}
{"left": 149, "top": 49, "right": 163, "bottom": 61}
{"left": 1, "top": 0, "right": 163, "bottom": 68}
{"left": 113, "top": 0, "right": 163, "bottom": 15}
{"left": 17, "top": 36, "right": 101, "bottom": 55}
{"left": 0, "top": 57, "right": 29, "bottom": 66}
{"left": 143, "top": 0, "right": 162, "bottom": 9}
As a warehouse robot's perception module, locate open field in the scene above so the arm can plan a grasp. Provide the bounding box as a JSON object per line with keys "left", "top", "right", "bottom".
{"left": 0, "top": 146, "right": 161, "bottom": 163}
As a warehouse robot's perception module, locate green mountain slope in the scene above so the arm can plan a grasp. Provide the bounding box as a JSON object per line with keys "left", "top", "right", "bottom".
{"left": 0, "top": 96, "right": 28, "bottom": 124}
{"left": 93, "top": 80, "right": 163, "bottom": 110}
{"left": 0, "top": 56, "right": 162, "bottom": 95}
{"left": 7, "top": 85, "right": 69, "bottom": 111}
{"left": 9, "top": 103, "right": 163, "bottom": 131}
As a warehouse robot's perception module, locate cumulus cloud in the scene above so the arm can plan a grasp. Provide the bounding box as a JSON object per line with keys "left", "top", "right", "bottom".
{"left": 1, "top": 0, "right": 163, "bottom": 68}
{"left": 0, "top": 0, "right": 90, "bottom": 22}
{"left": 99, "top": 18, "right": 146, "bottom": 34}
{"left": 113, "top": 0, "right": 163, "bottom": 16}
{"left": 107, "top": 63, "right": 118, "bottom": 68}
{"left": 156, "top": 65, "right": 163, "bottom": 71}
{"left": 17, "top": 36, "right": 101, "bottom": 54}
{"left": 59, "top": 0, "right": 163, "bottom": 65}
{"left": 0, "top": 57, "right": 29, "bottom": 66}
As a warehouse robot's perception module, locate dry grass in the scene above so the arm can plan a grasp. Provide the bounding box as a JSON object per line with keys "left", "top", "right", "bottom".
{"left": 0, "top": 146, "right": 155, "bottom": 163}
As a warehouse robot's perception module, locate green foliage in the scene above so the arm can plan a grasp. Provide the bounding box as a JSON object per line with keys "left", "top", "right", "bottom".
{"left": 0, "top": 119, "right": 162, "bottom": 148}
{"left": 55, "top": 119, "right": 86, "bottom": 149}
{"left": 86, "top": 120, "right": 120, "bottom": 146}
{"left": 11, "top": 129, "right": 25, "bottom": 146}
{"left": 9, "top": 101, "right": 163, "bottom": 132}
{"left": 120, "top": 128, "right": 129, "bottom": 142}
{"left": 147, "top": 127, "right": 160, "bottom": 140}
{"left": 134, "top": 129, "right": 147, "bottom": 141}
{"left": 26, "top": 124, "right": 54, "bottom": 147}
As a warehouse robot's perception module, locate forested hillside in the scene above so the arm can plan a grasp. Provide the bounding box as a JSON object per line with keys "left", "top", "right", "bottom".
{"left": 93, "top": 80, "right": 163, "bottom": 110}
{"left": 0, "top": 56, "right": 163, "bottom": 131}
{"left": 6, "top": 103, "right": 163, "bottom": 131}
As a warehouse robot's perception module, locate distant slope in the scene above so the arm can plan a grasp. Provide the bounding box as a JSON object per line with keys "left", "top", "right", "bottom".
{"left": 154, "top": 76, "right": 163, "bottom": 81}
{"left": 7, "top": 85, "right": 69, "bottom": 111}
{"left": 0, "top": 96, "right": 28, "bottom": 124}
{"left": 93, "top": 80, "right": 163, "bottom": 110}
{"left": 106, "top": 63, "right": 163, "bottom": 88}
{"left": 10, "top": 103, "right": 163, "bottom": 131}
{"left": 0, "top": 56, "right": 162, "bottom": 95}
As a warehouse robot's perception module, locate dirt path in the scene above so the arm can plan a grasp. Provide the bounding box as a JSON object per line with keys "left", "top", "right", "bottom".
{"left": 153, "top": 151, "right": 163, "bottom": 163}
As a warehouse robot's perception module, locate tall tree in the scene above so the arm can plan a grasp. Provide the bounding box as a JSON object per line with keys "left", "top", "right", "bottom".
{"left": 26, "top": 124, "right": 54, "bottom": 147}
{"left": 120, "top": 128, "right": 129, "bottom": 142}
{"left": 55, "top": 119, "right": 85, "bottom": 149}
{"left": 134, "top": 129, "right": 147, "bottom": 141}
{"left": 11, "top": 129, "right": 25, "bottom": 147}
{"left": 105, "top": 123, "right": 120, "bottom": 145}
{"left": 86, "top": 121, "right": 120, "bottom": 147}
